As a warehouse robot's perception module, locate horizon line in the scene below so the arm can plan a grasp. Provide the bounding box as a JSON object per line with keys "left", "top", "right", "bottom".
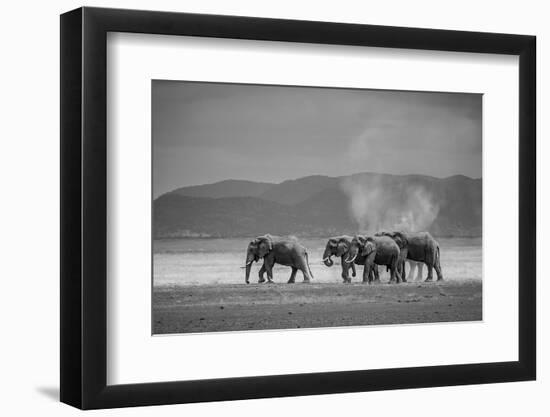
{"left": 157, "top": 171, "right": 482, "bottom": 198}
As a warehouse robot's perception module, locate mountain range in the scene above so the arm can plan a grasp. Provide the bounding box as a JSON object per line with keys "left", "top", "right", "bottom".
{"left": 154, "top": 173, "right": 482, "bottom": 238}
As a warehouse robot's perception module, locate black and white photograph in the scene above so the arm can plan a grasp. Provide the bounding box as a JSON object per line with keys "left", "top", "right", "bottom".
{"left": 0, "top": 0, "right": 542, "bottom": 413}
{"left": 152, "top": 80, "right": 482, "bottom": 334}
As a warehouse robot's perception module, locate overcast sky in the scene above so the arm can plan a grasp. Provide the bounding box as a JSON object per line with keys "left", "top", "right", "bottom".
{"left": 152, "top": 80, "right": 481, "bottom": 197}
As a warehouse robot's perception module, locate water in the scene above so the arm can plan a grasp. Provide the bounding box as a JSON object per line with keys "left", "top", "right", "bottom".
{"left": 153, "top": 237, "right": 482, "bottom": 287}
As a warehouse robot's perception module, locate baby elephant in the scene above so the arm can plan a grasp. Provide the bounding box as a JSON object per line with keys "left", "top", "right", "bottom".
{"left": 243, "top": 234, "right": 314, "bottom": 284}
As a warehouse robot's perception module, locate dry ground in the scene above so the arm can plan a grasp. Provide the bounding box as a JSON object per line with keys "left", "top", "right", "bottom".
{"left": 152, "top": 280, "right": 482, "bottom": 334}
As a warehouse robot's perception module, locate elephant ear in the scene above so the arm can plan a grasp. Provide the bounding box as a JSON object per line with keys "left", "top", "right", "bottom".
{"left": 391, "top": 231, "right": 408, "bottom": 248}
{"left": 247, "top": 238, "right": 258, "bottom": 251}
{"left": 257, "top": 235, "right": 273, "bottom": 258}
{"left": 362, "top": 239, "right": 376, "bottom": 256}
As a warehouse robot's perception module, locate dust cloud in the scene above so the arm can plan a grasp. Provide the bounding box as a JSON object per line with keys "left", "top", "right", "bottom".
{"left": 340, "top": 175, "right": 439, "bottom": 234}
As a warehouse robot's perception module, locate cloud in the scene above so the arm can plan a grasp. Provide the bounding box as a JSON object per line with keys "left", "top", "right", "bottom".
{"left": 153, "top": 81, "right": 482, "bottom": 194}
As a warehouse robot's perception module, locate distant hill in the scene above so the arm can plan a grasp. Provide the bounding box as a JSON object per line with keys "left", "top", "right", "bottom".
{"left": 259, "top": 175, "right": 340, "bottom": 205}
{"left": 154, "top": 172, "right": 482, "bottom": 238}
{"left": 170, "top": 179, "right": 274, "bottom": 199}
{"left": 153, "top": 194, "right": 307, "bottom": 238}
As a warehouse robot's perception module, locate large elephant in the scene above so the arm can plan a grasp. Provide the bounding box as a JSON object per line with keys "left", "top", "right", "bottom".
{"left": 377, "top": 231, "right": 443, "bottom": 281}
{"left": 243, "top": 234, "right": 313, "bottom": 284}
{"left": 322, "top": 236, "right": 357, "bottom": 283}
{"left": 346, "top": 235, "right": 403, "bottom": 284}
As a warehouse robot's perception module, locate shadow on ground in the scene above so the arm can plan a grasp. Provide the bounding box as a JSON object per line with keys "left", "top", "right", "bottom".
{"left": 36, "top": 386, "right": 59, "bottom": 401}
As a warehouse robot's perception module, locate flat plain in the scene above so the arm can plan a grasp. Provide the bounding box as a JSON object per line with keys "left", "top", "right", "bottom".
{"left": 153, "top": 280, "right": 482, "bottom": 334}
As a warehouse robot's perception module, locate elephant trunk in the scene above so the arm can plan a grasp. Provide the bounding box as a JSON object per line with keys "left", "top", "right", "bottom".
{"left": 244, "top": 252, "right": 255, "bottom": 284}
{"left": 345, "top": 245, "right": 359, "bottom": 264}
{"left": 322, "top": 245, "right": 334, "bottom": 267}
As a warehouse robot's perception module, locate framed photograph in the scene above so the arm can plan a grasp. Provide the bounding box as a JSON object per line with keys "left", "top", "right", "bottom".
{"left": 60, "top": 7, "right": 536, "bottom": 409}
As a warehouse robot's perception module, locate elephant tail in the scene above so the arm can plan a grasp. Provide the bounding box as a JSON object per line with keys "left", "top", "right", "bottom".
{"left": 305, "top": 252, "right": 314, "bottom": 279}
{"left": 435, "top": 245, "right": 441, "bottom": 269}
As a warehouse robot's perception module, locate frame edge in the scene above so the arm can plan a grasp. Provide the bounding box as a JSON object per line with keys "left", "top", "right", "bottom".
{"left": 518, "top": 35, "right": 536, "bottom": 380}
{"left": 60, "top": 7, "right": 84, "bottom": 409}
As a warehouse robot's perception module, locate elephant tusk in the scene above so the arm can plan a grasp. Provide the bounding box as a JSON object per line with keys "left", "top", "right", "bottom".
{"left": 240, "top": 260, "right": 253, "bottom": 269}
{"left": 345, "top": 253, "right": 358, "bottom": 264}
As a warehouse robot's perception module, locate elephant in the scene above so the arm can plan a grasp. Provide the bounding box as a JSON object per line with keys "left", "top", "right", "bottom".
{"left": 322, "top": 236, "right": 380, "bottom": 283}
{"left": 376, "top": 231, "right": 443, "bottom": 281}
{"left": 346, "top": 235, "right": 403, "bottom": 284}
{"left": 322, "top": 236, "right": 357, "bottom": 283}
{"left": 243, "top": 234, "right": 314, "bottom": 284}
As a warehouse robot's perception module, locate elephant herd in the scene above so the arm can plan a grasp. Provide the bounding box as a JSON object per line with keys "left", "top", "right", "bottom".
{"left": 243, "top": 232, "right": 443, "bottom": 284}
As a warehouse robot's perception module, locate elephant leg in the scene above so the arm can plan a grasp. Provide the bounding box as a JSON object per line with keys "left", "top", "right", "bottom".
{"left": 341, "top": 265, "right": 349, "bottom": 283}
{"left": 363, "top": 264, "right": 371, "bottom": 284}
{"left": 300, "top": 268, "right": 311, "bottom": 283}
{"left": 258, "top": 264, "right": 266, "bottom": 283}
{"left": 393, "top": 265, "right": 399, "bottom": 283}
{"left": 425, "top": 264, "right": 434, "bottom": 282}
{"left": 389, "top": 264, "right": 396, "bottom": 283}
{"left": 399, "top": 260, "right": 407, "bottom": 283}
{"left": 395, "top": 261, "right": 404, "bottom": 283}
{"left": 340, "top": 257, "right": 349, "bottom": 283}
{"left": 390, "top": 266, "right": 397, "bottom": 283}
{"left": 416, "top": 263, "right": 424, "bottom": 281}
{"left": 300, "top": 264, "right": 311, "bottom": 283}
{"left": 435, "top": 261, "right": 443, "bottom": 281}
{"left": 296, "top": 256, "right": 311, "bottom": 283}
{"left": 288, "top": 267, "right": 297, "bottom": 284}
{"left": 367, "top": 267, "right": 374, "bottom": 283}
{"left": 389, "top": 260, "right": 401, "bottom": 283}
{"left": 264, "top": 260, "right": 274, "bottom": 283}
{"left": 373, "top": 265, "right": 380, "bottom": 283}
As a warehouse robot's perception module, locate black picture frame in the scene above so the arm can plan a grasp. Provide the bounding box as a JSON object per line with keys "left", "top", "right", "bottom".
{"left": 60, "top": 6, "right": 536, "bottom": 410}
